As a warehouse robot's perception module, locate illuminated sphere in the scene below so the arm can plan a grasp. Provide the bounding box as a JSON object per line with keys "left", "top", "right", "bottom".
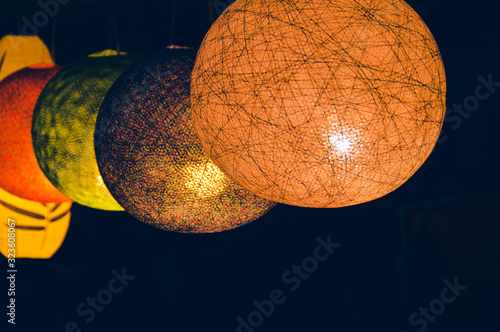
{"left": 0, "top": 187, "right": 71, "bottom": 259}
{"left": 191, "top": 0, "right": 447, "bottom": 208}
{"left": 32, "top": 52, "right": 140, "bottom": 210}
{"left": 95, "top": 49, "right": 275, "bottom": 233}
{"left": 0, "top": 64, "right": 71, "bottom": 203}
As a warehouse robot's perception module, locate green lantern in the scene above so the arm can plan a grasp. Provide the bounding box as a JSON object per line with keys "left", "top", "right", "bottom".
{"left": 32, "top": 50, "right": 141, "bottom": 210}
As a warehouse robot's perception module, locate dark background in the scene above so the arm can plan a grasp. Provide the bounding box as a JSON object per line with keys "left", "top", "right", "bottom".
{"left": 1, "top": 0, "right": 500, "bottom": 331}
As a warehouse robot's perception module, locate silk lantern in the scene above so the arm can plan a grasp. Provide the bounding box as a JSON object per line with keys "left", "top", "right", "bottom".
{"left": 94, "top": 49, "right": 275, "bottom": 233}
{"left": 32, "top": 51, "right": 141, "bottom": 210}
{"left": 0, "top": 187, "right": 71, "bottom": 259}
{"left": 0, "top": 35, "right": 53, "bottom": 81}
{"left": 191, "top": 0, "right": 447, "bottom": 208}
{"left": 0, "top": 64, "right": 71, "bottom": 203}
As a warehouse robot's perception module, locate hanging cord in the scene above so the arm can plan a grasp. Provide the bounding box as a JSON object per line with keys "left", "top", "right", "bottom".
{"left": 109, "top": 11, "right": 120, "bottom": 53}
{"left": 208, "top": 0, "right": 215, "bottom": 23}
{"left": 107, "top": 12, "right": 111, "bottom": 50}
{"left": 126, "top": 1, "right": 134, "bottom": 53}
{"left": 62, "top": 10, "right": 68, "bottom": 64}
{"left": 50, "top": 18, "right": 56, "bottom": 63}
{"left": 169, "top": 0, "right": 177, "bottom": 46}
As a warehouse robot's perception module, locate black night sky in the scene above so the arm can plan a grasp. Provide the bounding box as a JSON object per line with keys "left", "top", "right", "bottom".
{"left": 1, "top": 0, "right": 499, "bottom": 331}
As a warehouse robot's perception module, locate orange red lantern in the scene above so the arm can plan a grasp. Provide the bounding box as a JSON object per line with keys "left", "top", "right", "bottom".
{"left": 0, "top": 64, "right": 70, "bottom": 203}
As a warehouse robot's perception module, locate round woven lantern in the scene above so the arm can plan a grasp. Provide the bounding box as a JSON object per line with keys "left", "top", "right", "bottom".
{"left": 191, "top": 0, "right": 447, "bottom": 208}
{"left": 94, "top": 49, "right": 275, "bottom": 233}
{"left": 32, "top": 51, "right": 141, "bottom": 211}
{"left": 0, "top": 35, "right": 53, "bottom": 81}
{"left": 0, "top": 187, "right": 71, "bottom": 259}
{"left": 0, "top": 64, "right": 71, "bottom": 203}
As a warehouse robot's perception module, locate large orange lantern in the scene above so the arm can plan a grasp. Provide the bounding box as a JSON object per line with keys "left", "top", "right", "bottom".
{"left": 32, "top": 51, "right": 140, "bottom": 211}
{"left": 0, "top": 187, "right": 71, "bottom": 259}
{"left": 0, "top": 35, "right": 53, "bottom": 81}
{"left": 95, "top": 49, "right": 275, "bottom": 233}
{"left": 191, "top": 0, "right": 447, "bottom": 208}
{"left": 0, "top": 64, "right": 70, "bottom": 203}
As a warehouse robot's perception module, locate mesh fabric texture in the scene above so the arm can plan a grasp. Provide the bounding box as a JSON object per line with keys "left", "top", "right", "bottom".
{"left": 95, "top": 49, "right": 275, "bottom": 233}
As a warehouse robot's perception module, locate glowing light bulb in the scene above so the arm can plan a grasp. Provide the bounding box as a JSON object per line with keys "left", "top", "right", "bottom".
{"left": 330, "top": 134, "right": 352, "bottom": 153}
{"left": 184, "top": 161, "right": 228, "bottom": 198}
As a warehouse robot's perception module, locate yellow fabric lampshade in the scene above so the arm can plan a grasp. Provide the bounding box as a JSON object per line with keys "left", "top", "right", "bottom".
{"left": 191, "top": 0, "right": 447, "bottom": 208}
{"left": 0, "top": 35, "right": 53, "bottom": 81}
{"left": 0, "top": 187, "right": 71, "bottom": 259}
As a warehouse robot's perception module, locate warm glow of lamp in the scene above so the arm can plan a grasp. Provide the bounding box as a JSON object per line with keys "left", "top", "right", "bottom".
{"left": 183, "top": 161, "right": 229, "bottom": 198}
{"left": 0, "top": 35, "right": 53, "bottom": 81}
{"left": 0, "top": 187, "right": 71, "bottom": 259}
{"left": 95, "top": 49, "right": 275, "bottom": 233}
{"left": 0, "top": 64, "right": 71, "bottom": 203}
{"left": 191, "top": 0, "right": 447, "bottom": 208}
{"left": 32, "top": 51, "right": 140, "bottom": 211}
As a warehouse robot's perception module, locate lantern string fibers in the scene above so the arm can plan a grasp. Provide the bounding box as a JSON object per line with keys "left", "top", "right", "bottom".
{"left": 32, "top": 52, "right": 141, "bottom": 211}
{"left": 0, "top": 64, "right": 71, "bottom": 203}
{"left": 95, "top": 49, "right": 275, "bottom": 233}
{"left": 190, "top": 0, "right": 447, "bottom": 208}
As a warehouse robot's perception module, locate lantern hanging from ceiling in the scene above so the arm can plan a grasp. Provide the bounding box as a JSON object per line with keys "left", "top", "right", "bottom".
{"left": 0, "top": 187, "right": 71, "bottom": 259}
{"left": 32, "top": 51, "right": 141, "bottom": 211}
{"left": 0, "top": 64, "right": 71, "bottom": 203}
{"left": 0, "top": 35, "right": 53, "bottom": 81}
{"left": 190, "top": 0, "right": 447, "bottom": 208}
{"left": 94, "top": 49, "right": 275, "bottom": 233}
